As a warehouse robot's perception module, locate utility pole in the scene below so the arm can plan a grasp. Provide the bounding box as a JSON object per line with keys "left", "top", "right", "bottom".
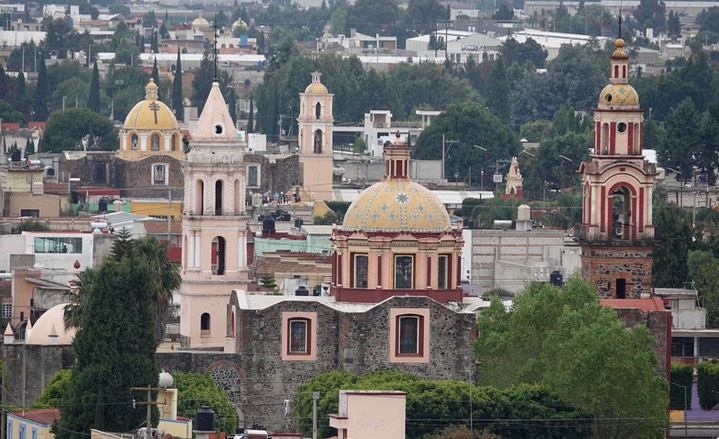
{"left": 1, "top": 337, "right": 17, "bottom": 439}
{"left": 167, "top": 187, "right": 172, "bottom": 243}
{"left": 312, "top": 391, "right": 320, "bottom": 439}
{"left": 441, "top": 134, "right": 458, "bottom": 181}
{"left": 130, "top": 386, "right": 162, "bottom": 439}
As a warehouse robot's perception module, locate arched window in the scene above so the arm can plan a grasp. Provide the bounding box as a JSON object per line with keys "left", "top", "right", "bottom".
{"left": 230, "top": 312, "right": 235, "bottom": 337}
{"left": 195, "top": 179, "right": 204, "bottom": 214}
{"left": 614, "top": 65, "right": 619, "bottom": 78}
{"left": 215, "top": 179, "right": 224, "bottom": 215}
{"left": 437, "top": 255, "right": 449, "bottom": 289}
{"left": 397, "top": 315, "right": 423, "bottom": 355}
{"left": 315, "top": 102, "right": 321, "bottom": 119}
{"left": 171, "top": 134, "right": 178, "bottom": 151}
{"left": 211, "top": 236, "right": 226, "bottom": 275}
{"left": 622, "top": 65, "right": 627, "bottom": 78}
{"left": 200, "top": 312, "right": 211, "bottom": 338}
{"left": 151, "top": 134, "right": 160, "bottom": 151}
{"left": 288, "top": 318, "right": 311, "bottom": 354}
{"left": 131, "top": 134, "right": 138, "bottom": 150}
{"left": 601, "top": 123, "right": 609, "bottom": 152}
{"left": 612, "top": 187, "right": 631, "bottom": 241}
{"left": 634, "top": 123, "right": 640, "bottom": 151}
{"left": 313, "top": 129, "right": 323, "bottom": 154}
{"left": 234, "top": 179, "right": 241, "bottom": 213}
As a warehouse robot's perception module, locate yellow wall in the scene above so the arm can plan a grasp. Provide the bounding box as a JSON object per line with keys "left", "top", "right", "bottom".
{"left": 130, "top": 200, "right": 182, "bottom": 219}
{"left": 6, "top": 170, "right": 44, "bottom": 192}
{"left": 7, "top": 416, "right": 54, "bottom": 439}
{"left": 158, "top": 418, "right": 193, "bottom": 438}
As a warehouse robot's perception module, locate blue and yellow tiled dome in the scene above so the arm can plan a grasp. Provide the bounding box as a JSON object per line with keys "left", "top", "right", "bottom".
{"left": 598, "top": 83, "right": 639, "bottom": 108}
{"left": 343, "top": 179, "right": 451, "bottom": 232}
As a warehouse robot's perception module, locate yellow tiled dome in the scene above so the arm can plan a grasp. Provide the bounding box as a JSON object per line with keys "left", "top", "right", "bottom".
{"left": 343, "top": 180, "right": 451, "bottom": 232}
{"left": 599, "top": 83, "right": 639, "bottom": 108}
{"left": 192, "top": 14, "right": 210, "bottom": 31}
{"left": 124, "top": 79, "right": 179, "bottom": 131}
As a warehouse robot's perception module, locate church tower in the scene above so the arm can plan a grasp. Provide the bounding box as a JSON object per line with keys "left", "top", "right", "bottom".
{"left": 297, "top": 72, "right": 334, "bottom": 201}
{"left": 577, "top": 38, "right": 658, "bottom": 298}
{"left": 179, "top": 81, "right": 249, "bottom": 348}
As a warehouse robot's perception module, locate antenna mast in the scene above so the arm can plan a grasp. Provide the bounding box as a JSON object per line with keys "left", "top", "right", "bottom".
{"left": 213, "top": 14, "right": 218, "bottom": 80}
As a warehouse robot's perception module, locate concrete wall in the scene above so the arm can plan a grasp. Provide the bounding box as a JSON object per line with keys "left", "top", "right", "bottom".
{"left": 4, "top": 344, "right": 75, "bottom": 407}
{"left": 7, "top": 193, "right": 61, "bottom": 218}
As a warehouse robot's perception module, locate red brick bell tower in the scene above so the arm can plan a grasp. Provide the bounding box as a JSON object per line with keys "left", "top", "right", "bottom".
{"left": 576, "top": 38, "right": 658, "bottom": 299}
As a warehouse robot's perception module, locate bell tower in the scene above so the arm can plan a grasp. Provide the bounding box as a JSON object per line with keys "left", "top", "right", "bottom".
{"left": 576, "top": 38, "right": 658, "bottom": 298}
{"left": 179, "top": 81, "right": 249, "bottom": 348}
{"left": 297, "top": 71, "right": 334, "bottom": 201}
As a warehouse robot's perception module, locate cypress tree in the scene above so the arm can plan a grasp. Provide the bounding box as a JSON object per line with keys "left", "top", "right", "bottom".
{"left": 227, "top": 88, "right": 237, "bottom": 125}
{"left": 172, "top": 48, "right": 183, "bottom": 119}
{"left": 150, "top": 30, "right": 159, "bottom": 53}
{"left": 247, "top": 96, "right": 254, "bottom": 133}
{"left": 25, "top": 138, "right": 34, "bottom": 156}
{"left": 87, "top": 61, "right": 101, "bottom": 113}
{"left": 14, "top": 71, "right": 27, "bottom": 114}
{"left": 33, "top": 52, "right": 48, "bottom": 121}
{"left": 151, "top": 57, "right": 161, "bottom": 101}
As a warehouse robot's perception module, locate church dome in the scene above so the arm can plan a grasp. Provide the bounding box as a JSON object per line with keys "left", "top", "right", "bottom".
{"left": 192, "top": 14, "right": 210, "bottom": 31}
{"left": 343, "top": 180, "right": 451, "bottom": 232}
{"left": 232, "top": 18, "right": 248, "bottom": 34}
{"left": 599, "top": 83, "right": 639, "bottom": 107}
{"left": 124, "top": 79, "right": 179, "bottom": 131}
{"left": 304, "top": 71, "right": 329, "bottom": 94}
{"left": 26, "top": 303, "right": 76, "bottom": 345}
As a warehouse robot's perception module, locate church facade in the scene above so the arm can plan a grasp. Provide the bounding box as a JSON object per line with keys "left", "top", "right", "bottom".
{"left": 227, "top": 132, "right": 483, "bottom": 431}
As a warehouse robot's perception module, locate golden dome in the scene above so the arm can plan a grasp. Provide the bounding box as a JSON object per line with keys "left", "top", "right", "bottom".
{"left": 304, "top": 71, "right": 329, "bottom": 94}
{"left": 612, "top": 38, "right": 628, "bottom": 58}
{"left": 599, "top": 83, "right": 639, "bottom": 108}
{"left": 305, "top": 82, "right": 328, "bottom": 94}
{"left": 192, "top": 14, "right": 210, "bottom": 31}
{"left": 343, "top": 180, "right": 451, "bottom": 233}
{"left": 232, "top": 18, "right": 248, "bottom": 34}
{"left": 124, "top": 79, "right": 179, "bottom": 131}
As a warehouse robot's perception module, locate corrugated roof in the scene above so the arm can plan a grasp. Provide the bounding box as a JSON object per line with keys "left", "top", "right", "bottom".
{"left": 9, "top": 408, "right": 60, "bottom": 426}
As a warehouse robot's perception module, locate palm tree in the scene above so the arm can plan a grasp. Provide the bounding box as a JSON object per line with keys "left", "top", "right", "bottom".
{"left": 64, "top": 232, "right": 181, "bottom": 342}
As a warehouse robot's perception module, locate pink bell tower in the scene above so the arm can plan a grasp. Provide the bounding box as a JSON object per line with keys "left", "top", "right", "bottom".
{"left": 576, "top": 38, "right": 658, "bottom": 298}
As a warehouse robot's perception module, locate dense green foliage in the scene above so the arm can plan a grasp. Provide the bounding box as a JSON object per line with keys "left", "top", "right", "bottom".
{"left": 56, "top": 238, "right": 161, "bottom": 437}
{"left": 33, "top": 369, "right": 72, "bottom": 409}
{"left": 670, "top": 364, "right": 693, "bottom": 410}
{"left": 652, "top": 203, "right": 693, "bottom": 288}
{"left": 173, "top": 372, "right": 237, "bottom": 435}
{"left": 296, "top": 370, "right": 592, "bottom": 439}
{"left": 697, "top": 359, "right": 719, "bottom": 410}
{"left": 40, "top": 108, "right": 118, "bottom": 152}
{"left": 474, "top": 275, "right": 668, "bottom": 438}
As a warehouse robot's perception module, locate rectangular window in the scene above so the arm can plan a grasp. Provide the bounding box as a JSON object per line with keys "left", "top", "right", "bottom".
{"left": 289, "top": 319, "right": 309, "bottom": 354}
{"left": 394, "top": 255, "right": 414, "bottom": 289}
{"left": 1, "top": 304, "right": 12, "bottom": 319}
{"left": 19, "top": 209, "right": 39, "bottom": 218}
{"left": 437, "top": 255, "right": 448, "bottom": 289}
{"left": 95, "top": 163, "right": 107, "bottom": 184}
{"left": 33, "top": 237, "right": 83, "bottom": 254}
{"left": 248, "top": 166, "right": 258, "bottom": 187}
{"left": 31, "top": 428, "right": 37, "bottom": 439}
{"left": 353, "top": 254, "right": 368, "bottom": 288}
{"left": 398, "top": 316, "right": 419, "bottom": 354}
{"left": 153, "top": 164, "right": 167, "bottom": 185}
{"left": 19, "top": 423, "right": 25, "bottom": 439}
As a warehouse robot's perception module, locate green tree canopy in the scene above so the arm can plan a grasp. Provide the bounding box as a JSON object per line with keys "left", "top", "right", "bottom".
{"left": 474, "top": 275, "right": 668, "bottom": 439}
{"left": 40, "top": 108, "right": 118, "bottom": 152}
{"left": 56, "top": 238, "right": 161, "bottom": 437}
{"left": 173, "top": 372, "right": 237, "bottom": 435}
{"left": 297, "top": 370, "right": 592, "bottom": 439}
{"left": 413, "top": 102, "right": 520, "bottom": 185}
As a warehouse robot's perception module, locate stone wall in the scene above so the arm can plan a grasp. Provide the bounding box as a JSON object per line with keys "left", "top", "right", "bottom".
{"left": 232, "top": 295, "right": 475, "bottom": 431}
{"left": 4, "top": 344, "right": 75, "bottom": 406}
{"left": 581, "top": 243, "right": 654, "bottom": 298}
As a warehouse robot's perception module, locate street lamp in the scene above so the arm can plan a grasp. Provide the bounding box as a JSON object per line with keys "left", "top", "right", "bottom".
{"left": 670, "top": 381, "right": 688, "bottom": 437}
{"left": 558, "top": 154, "right": 573, "bottom": 190}
{"left": 473, "top": 145, "right": 487, "bottom": 191}
{"left": 667, "top": 167, "right": 683, "bottom": 205}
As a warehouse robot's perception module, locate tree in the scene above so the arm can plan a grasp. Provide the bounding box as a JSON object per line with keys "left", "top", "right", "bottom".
{"left": 172, "top": 49, "right": 183, "bottom": 119}
{"left": 144, "top": 10, "right": 158, "bottom": 28}
{"left": 40, "top": 108, "right": 118, "bottom": 152}
{"left": 24, "top": 138, "right": 34, "bottom": 157}
{"left": 64, "top": 231, "right": 180, "bottom": 342}
{"left": 406, "top": 0, "right": 446, "bottom": 35}
{"left": 227, "top": 88, "right": 237, "bottom": 125}
{"left": 485, "top": 58, "right": 510, "bottom": 121}
{"left": 87, "top": 61, "right": 101, "bottom": 113}
{"left": 13, "top": 71, "right": 28, "bottom": 115}
{"left": 151, "top": 57, "right": 161, "bottom": 101}
{"left": 297, "top": 370, "right": 592, "bottom": 439}
{"left": 653, "top": 202, "right": 693, "bottom": 288}
{"left": 56, "top": 238, "right": 160, "bottom": 437}
{"left": 493, "top": 4, "right": 514, "bottom": 20}
{"left": 633, "top": 0, "right": 667, "bottom": 33}
{"left": 150, "top": 31, "right": 159, "bottom": 54}
{"left": 697, "top": 359, "right": 719, "bottom": 410}
{"left": 668, "top": 10, "right": 680, "bottom": 37}
{"left": 191, "top": 50, "right": 231, "bottom": 113}
{"left": 247, "top": 96, "right": 254, "bottom": 133}
{"left": 346, "top": 0, "right": 398, "bottom": 35}
{"left": 33, "top": 52, "right": 48, "bottom": 121}
{"left": 660, "top": 97, "right": 703, "bottom": 182}
{"left": 413, "top": 102, "right": 520, "bottom": 185}
{"left": 259, "top": 274, "right": 277, "bottom": 290}
{"left": 474, "top": 276, "right": 668, "bottom": 439}
{"left": 173, "top": 372, "right": 237, "bottom": 435}
{"left": 33, "top": 369, "right": 72, "bottom": 408}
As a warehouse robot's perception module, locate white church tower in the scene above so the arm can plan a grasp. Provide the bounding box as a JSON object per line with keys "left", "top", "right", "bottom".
{"left": 297, "top": 71, "right": 334, "bottom": 201}
{"left": 179, "top": 81, "right": 249, "bottom": 348}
